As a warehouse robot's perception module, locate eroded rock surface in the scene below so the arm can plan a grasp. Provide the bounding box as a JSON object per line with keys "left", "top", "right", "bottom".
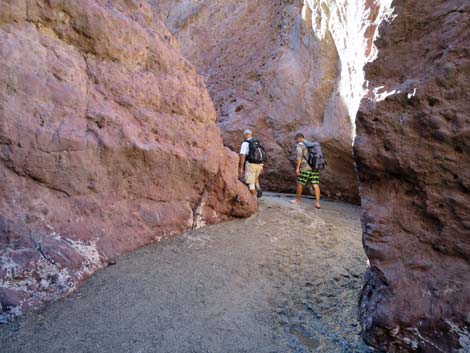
{"left": 355, "top": 0, "right": 470, "bottom": 351}
{"left": 0, "top": 0, "right": 255, "bottom": 323}
{"left": 151, "top": 0, "right": 390, "bottom": 202}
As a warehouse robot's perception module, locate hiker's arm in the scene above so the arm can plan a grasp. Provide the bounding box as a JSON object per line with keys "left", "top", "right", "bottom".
{"left": 295, "top": 144, "right": 302, "bottom": 176}
{"left": 296, "top": 159, "right": 301, "bottom": 176}
{"left": 239, "top": 154, "right": 246, "bottom": 178}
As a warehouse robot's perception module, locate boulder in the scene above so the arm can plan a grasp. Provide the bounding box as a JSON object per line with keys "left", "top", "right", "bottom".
{"left": 355, "top": 0, "right": 470, "bottom": 351}
{"left": 0, "top": 0, "right": 255, "bottom": 322}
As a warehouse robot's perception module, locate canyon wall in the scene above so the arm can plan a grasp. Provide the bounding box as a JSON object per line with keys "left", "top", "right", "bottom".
{"left": 151, "top": 0, "right": 390, "bottom": 202}
{"left": 355, "top": 0, "right": 470, "bottom": 351}
{"left": 0, "top": 0, "right": 255, "bottom": 323}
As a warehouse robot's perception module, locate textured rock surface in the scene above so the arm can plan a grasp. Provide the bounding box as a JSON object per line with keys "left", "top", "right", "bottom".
{"left": 0, "top": 0, "right": 255, "bottom": 323}
{"left": 151, "top": 0, "right": 390, "bottom": 202}
{"left": 355, "top": 0, "right": 470, "bottom": 351}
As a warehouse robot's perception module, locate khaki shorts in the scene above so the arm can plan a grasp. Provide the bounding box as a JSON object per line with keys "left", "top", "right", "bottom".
{"left": 244, "top": 162, "right": 263, "bottom": 185}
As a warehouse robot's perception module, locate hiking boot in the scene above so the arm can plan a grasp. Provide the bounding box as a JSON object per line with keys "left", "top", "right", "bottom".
{"left": 256, "top": 187, "right": 263, "bottom": 198}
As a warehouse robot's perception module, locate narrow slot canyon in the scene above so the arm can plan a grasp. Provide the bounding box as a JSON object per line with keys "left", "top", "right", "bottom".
{"left": 0, "top": 1, "right": 469, "bottom": 352}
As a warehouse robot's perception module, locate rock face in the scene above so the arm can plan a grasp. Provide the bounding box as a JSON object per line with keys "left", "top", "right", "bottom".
{"left": 0, "top": 0, "right": 256, "bottom": 323}
{"left": 355, "top": 0, "right": 470, "bottom": 351}
{"left": 150, "top": 0, "right": 390, "bottom": 203}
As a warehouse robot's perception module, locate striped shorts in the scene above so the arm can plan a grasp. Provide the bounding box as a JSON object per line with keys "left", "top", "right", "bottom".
{"left": 297, "top": 170, "right": 320, "bottom": 186}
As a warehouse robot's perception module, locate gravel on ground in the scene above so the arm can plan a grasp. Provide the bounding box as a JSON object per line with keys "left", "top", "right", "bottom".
{"left": 0, "top": 193, "right": 375, "bottom": 353}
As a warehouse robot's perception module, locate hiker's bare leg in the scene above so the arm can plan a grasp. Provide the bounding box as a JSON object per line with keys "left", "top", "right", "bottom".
{"left": 313, "top": 184, "right": 321, "bottom": 208}
{"left": 295, "top": 184, "right": 303, "bottom": 203}
{"left": 255, "top": 174, "right": 261, "bottom": 190}
{"left": 248, "top": 183, "right": 257, "bottom": 197}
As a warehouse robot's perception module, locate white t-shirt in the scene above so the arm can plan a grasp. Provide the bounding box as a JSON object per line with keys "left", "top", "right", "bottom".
{"left": 239, "top": 139, "right": 252, "bottom": 156}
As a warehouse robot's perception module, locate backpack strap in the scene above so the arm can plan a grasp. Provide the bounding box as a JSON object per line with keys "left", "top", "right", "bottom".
{"left": 244, "top": 139, "right": 253, "bottom": 162}
{"left": 244, "top": 139, "right": 252, "bottom": 151}
{"left": 298, "top": 142, "right": 308, "bottom": 162}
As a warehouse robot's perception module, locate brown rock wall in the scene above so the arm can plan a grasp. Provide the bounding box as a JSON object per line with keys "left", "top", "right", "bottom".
{"left": 0, "top": 0, "right": 255, "bottom": 322}
{"left": 151, "top": 0, "right": 366, "bottom": 202}
{"left": 355, "top": 0, "right": 470, "bottom": 351}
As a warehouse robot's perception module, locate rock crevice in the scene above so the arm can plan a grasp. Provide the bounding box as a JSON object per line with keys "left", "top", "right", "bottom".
{"left": 149, "top": 0, "right": 394, "bottom": 203}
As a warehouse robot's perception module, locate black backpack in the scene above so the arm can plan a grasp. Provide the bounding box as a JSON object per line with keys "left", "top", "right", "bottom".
{"left": 303, "top": 141, "right": 326, "bottom": 170}
{"left": 246, "top": 139, "right": 267, "bottom": 164}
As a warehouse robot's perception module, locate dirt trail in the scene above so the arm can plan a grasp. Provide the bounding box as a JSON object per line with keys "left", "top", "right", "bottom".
{"left": 0, "top": 194, "right": 375, "bottom": 353}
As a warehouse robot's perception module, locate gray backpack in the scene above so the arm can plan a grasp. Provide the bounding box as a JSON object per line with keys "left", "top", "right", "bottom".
{"left": 304, "top": 141, "right": 326, "bottom": 170}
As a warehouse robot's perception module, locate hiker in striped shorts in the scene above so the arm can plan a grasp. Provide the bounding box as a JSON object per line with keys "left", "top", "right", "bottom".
{"left": 291, "top": 133, "right": 321, "bottom": 209}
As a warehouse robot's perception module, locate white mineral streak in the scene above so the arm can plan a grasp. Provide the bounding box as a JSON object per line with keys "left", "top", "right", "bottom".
{"left": 64, "top": 238, "right": 103, "bottom": 275}
{"left": 446, "top": 321, "right": 470, "bottom": 353}
{"left": 193, "top": 201, "right": 207, "bottom": 229}
{"left": 0, "top": 254, "right": 72, "bottom": 323}
{"left": 0, "top": 236, "right": 103, "bottom": 323}
{"left": 302, "top": 0, "right": 394, "bottom": 139}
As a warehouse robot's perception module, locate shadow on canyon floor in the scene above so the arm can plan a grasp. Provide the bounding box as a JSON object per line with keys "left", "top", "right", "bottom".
{"left": 0, "top": 194, "right": 375, "bottom": 353}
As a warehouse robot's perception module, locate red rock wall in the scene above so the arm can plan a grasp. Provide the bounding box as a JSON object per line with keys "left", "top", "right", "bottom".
{"left": 355, "top": 0, "right": 470, "bottom": 351}
{"left": 0, "top": 0, "right": 255, "bottom": 322}
{"left": 150, "top": 0, "right": 370, "bottom": 202}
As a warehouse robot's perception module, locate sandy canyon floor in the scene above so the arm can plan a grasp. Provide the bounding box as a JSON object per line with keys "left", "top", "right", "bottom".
{"left": 0, "top": 194, "right": 375, "bottom": 353}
